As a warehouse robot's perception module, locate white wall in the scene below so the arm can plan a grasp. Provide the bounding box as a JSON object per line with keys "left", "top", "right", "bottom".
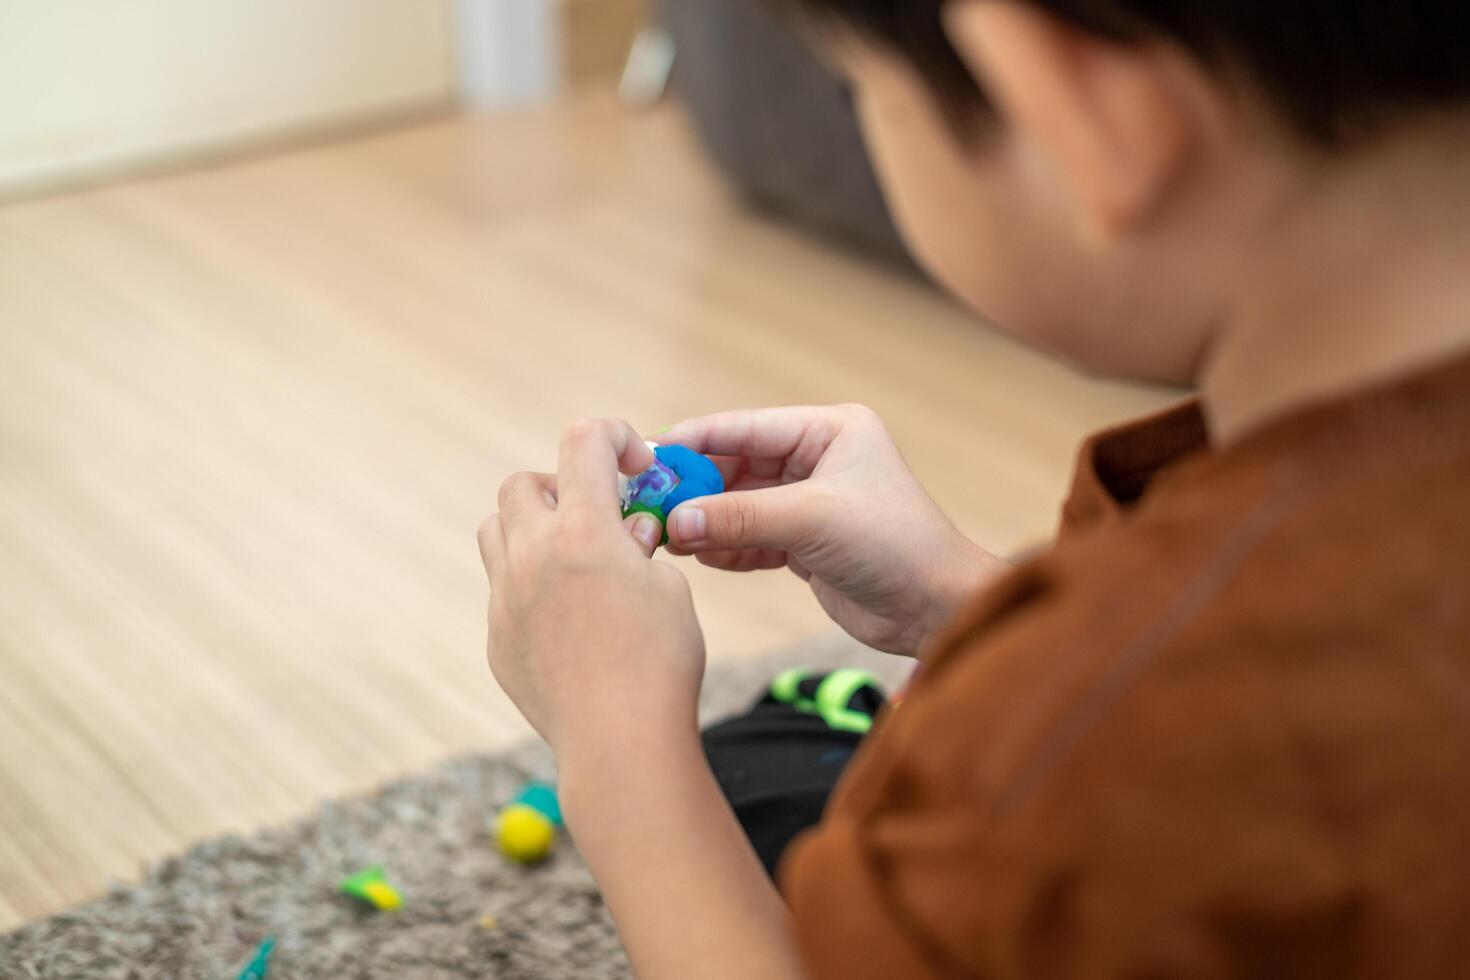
{"left": 0, "top": 0, "right": 455, "bottom": 195}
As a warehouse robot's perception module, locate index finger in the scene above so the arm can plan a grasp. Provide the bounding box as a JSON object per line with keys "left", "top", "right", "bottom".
{"left": 558, "top": 417, "right": 655, "bottom": 514}
{"left": 660, "top": 406, "right": 842, "bottom": 460}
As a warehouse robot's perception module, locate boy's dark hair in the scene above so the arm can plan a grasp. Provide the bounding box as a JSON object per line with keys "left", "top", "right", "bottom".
{"left": 782, "top": 0, "right": 1470, "bottom": 145}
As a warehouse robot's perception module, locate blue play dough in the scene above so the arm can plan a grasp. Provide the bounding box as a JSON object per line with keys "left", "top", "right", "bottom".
{"left": 655, "top": 445, "right": 725, "bottom": 513}
{"left": 622, "top": 445, "right": 725, "bottom": 526}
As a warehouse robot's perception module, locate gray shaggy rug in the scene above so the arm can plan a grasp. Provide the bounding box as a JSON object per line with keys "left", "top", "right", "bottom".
{"left": 0, "top": 636, "right": 910, "bottom": 980}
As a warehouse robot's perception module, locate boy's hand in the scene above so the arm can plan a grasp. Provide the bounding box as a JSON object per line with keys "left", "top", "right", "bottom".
{"left": 478, "top": 419, "right": 706, "bottom": 759}
{"left": 662, "top": 405, "right": 1007, "bottom": 657}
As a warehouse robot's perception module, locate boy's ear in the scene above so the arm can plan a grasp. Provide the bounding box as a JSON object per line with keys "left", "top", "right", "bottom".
{"left": 943, "top": 0, "right": 1206, "bottom": 243}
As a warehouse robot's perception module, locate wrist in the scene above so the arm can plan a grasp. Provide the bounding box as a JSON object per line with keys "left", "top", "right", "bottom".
{"left": 556, "top": 709, "right": 705, "bottom": 826}
{"left": 920, "top": 536, "right": 1007, "bottom": 647}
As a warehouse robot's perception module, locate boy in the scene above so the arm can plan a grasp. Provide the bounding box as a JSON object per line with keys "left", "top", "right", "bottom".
{"left": 478, "top": 0, "right": 1470, "bottom": 975}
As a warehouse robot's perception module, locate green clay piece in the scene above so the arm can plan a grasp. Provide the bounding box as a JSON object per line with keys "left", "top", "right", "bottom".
{"left": 236, "top": 936, "right": 275, "bottom": 980}
{"left": 339, "top": 866, "right": 403, "bottom": 910}
{"left": 515, "top": 781, "right": 563, "bottom": 825}
{"left": 621, "top": 502, "right": 671, "bottom": 545}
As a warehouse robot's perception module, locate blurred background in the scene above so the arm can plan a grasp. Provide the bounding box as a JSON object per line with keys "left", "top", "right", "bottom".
{"left": 0, "top": 0, "right": 1174, "bottom": 929}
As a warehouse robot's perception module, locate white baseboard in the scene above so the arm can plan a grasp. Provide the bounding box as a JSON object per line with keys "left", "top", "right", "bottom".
{"left": 0, "top": 93, "right": 452, "bottom": 204}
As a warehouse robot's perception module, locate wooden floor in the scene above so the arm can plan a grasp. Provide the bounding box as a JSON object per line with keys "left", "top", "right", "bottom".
{"left": 0, "top": 94, "right": 1176, "bottom": 930}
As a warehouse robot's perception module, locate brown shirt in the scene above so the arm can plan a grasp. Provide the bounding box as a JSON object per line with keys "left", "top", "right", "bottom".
{"left": 784, "top": 352, "right": 1470, "bottom": 978}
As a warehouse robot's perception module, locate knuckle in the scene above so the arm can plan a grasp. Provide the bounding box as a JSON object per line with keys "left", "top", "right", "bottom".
{"left": 724, "top": 495, "right": 760, "bottom": 544}
{"left": 477, "top": 515, "right": 499, "bottom": 547}
{"left": 563, "top": 417, "right": 608, "bottom": 444}
{"left": 839, "top": 402, "right": 880, "bottom": 425}
{"left": 497, "top": 472, "right": 527, "bottom": 509}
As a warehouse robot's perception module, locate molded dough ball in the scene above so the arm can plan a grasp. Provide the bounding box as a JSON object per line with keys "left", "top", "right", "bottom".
{"left": 621, "top": 444, "right": 726, "bottom": 535}
{"left": 497, "top": 804, "right": 556, "bottom": 864}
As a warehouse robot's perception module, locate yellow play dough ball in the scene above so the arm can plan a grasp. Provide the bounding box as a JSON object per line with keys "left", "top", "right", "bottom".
{"left": 497, "top": 804, "right": 556, "bottom": 864}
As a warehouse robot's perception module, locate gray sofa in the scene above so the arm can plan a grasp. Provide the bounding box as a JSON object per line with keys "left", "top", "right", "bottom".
{"left": 660, "top": 0, "right": 913, "bottom": 266}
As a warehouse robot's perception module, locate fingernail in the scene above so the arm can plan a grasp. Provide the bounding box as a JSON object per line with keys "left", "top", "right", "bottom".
{"left": 672, "top": 506, "right": 705, "bottom": 543}
{"left": 651, "top": 425, "right": 672, "bottom": 435}
{"left": 632, "top": 515, "right": 663, "bottom": 551}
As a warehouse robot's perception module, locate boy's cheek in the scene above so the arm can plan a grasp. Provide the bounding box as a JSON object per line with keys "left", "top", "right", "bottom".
{"left": 855, "top": 65, "right": 1067, "bottom": 326}
{"left": 856, "top": 83, "right": 1190, "bottom": 380}
{"left": 866, "top": 124, "right": 1075, "bottom": 342}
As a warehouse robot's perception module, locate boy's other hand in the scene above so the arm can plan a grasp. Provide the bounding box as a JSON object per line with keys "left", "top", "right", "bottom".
{"left": 479, "top": 418, "right": 706, "bottom": 761}
{"left": 661, "top": 405, "right": 1007, "bottom": 657}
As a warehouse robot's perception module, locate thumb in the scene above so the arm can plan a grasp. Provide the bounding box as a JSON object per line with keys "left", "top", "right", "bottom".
{"left": 624, "top": 511, "right": 664, "bottom": 558}
{"left": 667, "top": 485, "right": 812, "bottom": 552}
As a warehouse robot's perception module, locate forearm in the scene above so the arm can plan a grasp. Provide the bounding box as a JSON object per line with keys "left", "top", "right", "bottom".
{"left": 559, "top": 715, "right": 806, "bottom": 980}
